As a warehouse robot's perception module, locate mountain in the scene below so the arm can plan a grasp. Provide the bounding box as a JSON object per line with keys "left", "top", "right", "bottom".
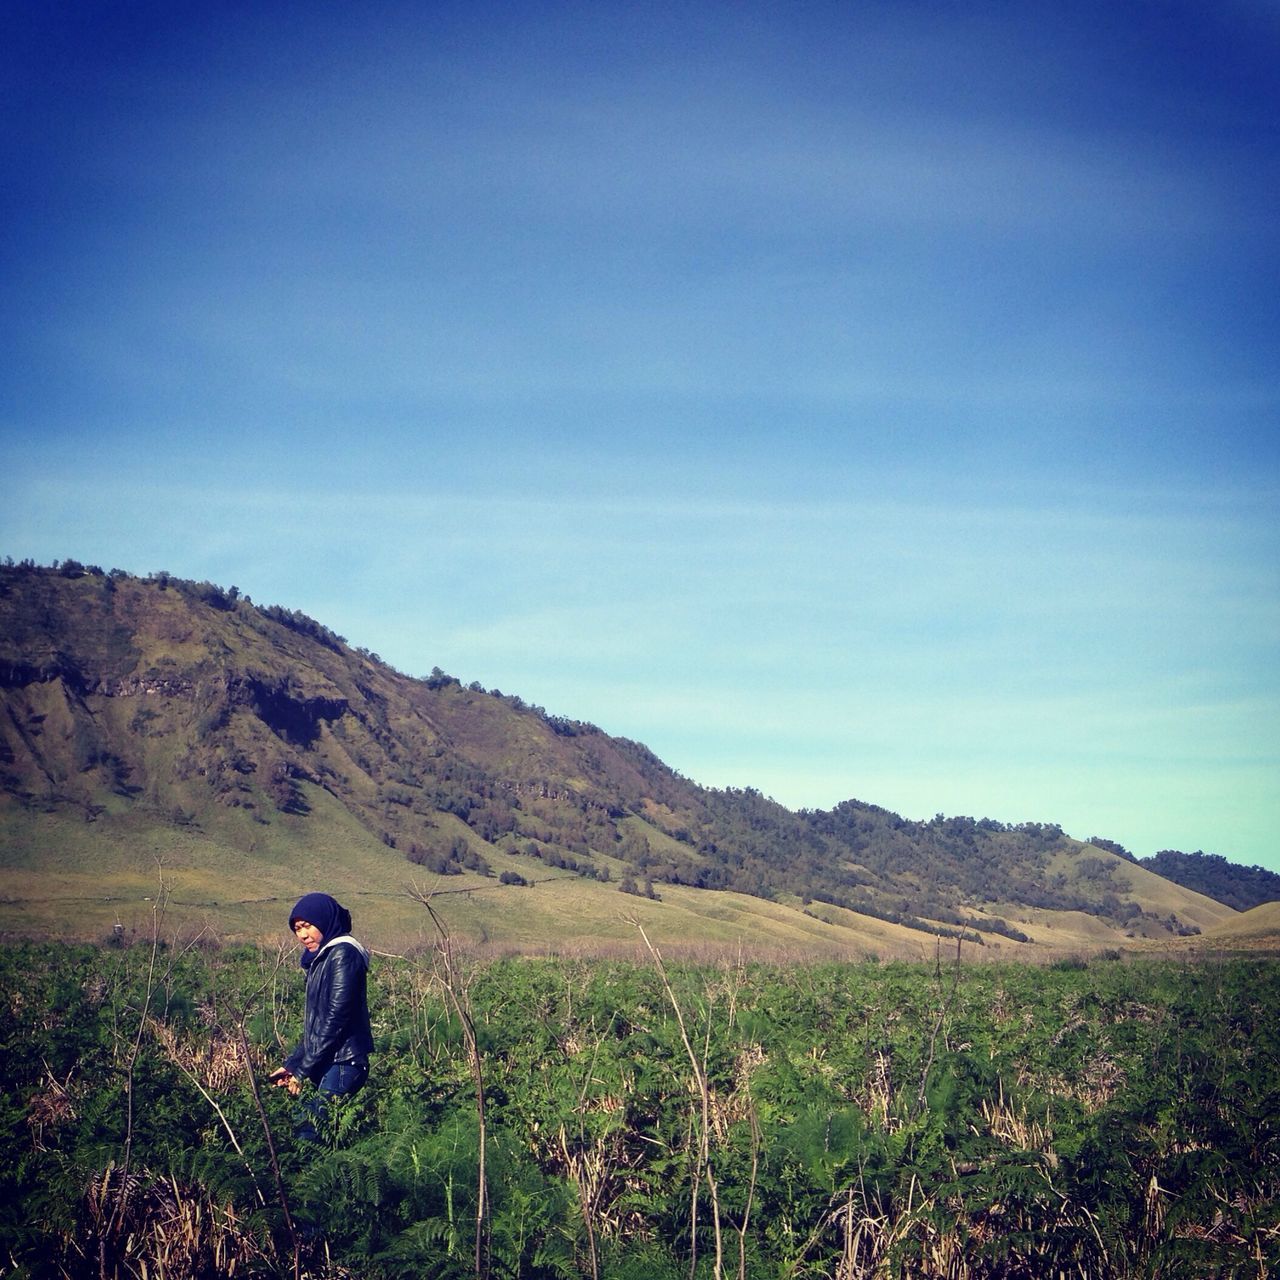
{"left": 0, "top": 560, "right": 1243, "bottom": 955}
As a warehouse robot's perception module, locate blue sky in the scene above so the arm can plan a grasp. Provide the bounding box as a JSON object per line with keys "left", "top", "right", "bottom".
{"left": 4, "top": 1, "right": 1278, "bottom": 871}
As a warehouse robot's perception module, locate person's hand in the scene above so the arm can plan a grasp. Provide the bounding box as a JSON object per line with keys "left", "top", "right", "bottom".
{"left": 269, "top": 1067, "right": 300, "bottom": 1095}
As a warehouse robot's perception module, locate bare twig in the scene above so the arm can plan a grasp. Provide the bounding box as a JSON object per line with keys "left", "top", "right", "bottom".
{"left": 914, "top": 935, "right": 964, "bottom": 1115}
{"left": 101, "top": 862, "right": 167, "bottom": 1278}
{"left": 236, "top": 1021, "right": 300, "bottom": 1280}
{"left": 409, "top": 883, "right": 490, "bottom": 1280}
{"left": 147, "top": 1015, "right": 267, "bottom": 1208}
{"left": 737, "top": 1100, "right": 760, "bottom": 1280}
{"left": 634, "top": 920, "right": 723, "bottom": 1280}
{"left": 566, "top": 1015, "right": 617, "bottom": 1280}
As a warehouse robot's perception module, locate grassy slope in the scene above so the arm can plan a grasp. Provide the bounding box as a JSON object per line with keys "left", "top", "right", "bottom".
{"left": 1199, "top": 901, "right": 1280, "bottom": 947}
{"left": 1107, "top": 856, "right": 1237, "bottom": 929}
{"left": 0, "top": 783, "right": 952, "bottom": 958}
{"left": 2, "top": 794, "right": 1177, "bottom": 959}
{"left": 1047, "top": 845, "right": 1237, "bottom": 931}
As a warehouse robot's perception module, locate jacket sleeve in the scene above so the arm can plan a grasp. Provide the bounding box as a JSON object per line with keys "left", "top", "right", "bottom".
{"left": 297, "top": 944, "right": 365, "bottom": 1082}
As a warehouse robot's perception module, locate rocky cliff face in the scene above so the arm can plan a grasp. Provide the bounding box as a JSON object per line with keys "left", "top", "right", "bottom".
{"left": 0, "top": 563, "right": 687, "bottom": 862}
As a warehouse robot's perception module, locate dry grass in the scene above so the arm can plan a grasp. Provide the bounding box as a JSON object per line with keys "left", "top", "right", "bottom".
{"left": 148, "top": 1013, "right": 246, "bottom": 1093}
{"left": 74, "top": 1161, "right": 274, "bottom": 1279}
{"left": 849, "top": 1048, "right": 898, "bottom": 1131}
{"left": 978, "top": 1085, "right": 1056, "bottom": 1160}
{"left": 26, "top": 1065, "right": 77, "bottom": 1150}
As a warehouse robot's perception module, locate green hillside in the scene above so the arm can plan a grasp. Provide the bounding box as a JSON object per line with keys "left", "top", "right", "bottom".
{"left": 0, "top": 560, "right": 1245, "bottom": 954}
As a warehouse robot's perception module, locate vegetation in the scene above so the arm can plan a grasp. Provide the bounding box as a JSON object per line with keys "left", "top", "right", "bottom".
{"left": 2, "top": 930, "right": 1277, "bottom": 1279}
{"left": 1139, "top": 849, "right": 1280, "bottom": 913}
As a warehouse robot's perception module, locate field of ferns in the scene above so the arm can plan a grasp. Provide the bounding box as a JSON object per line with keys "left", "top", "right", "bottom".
{"left": 2, "top": 927, "right": 1277, "bottom": 1279}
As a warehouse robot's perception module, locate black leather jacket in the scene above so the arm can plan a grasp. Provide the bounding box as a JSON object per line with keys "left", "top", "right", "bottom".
{"left": 285, "top": 938, "right": 374, "bottom": 1084}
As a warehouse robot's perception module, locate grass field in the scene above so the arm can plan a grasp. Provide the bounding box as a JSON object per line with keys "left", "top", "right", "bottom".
{"left": 2, "top": 939, "right": 1276, "bottom": 1279}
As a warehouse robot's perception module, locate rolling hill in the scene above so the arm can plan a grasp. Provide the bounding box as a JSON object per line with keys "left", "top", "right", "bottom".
{"left": 1197, "top": 902, "right": 1280, "bottom": 951}
{"left": 0, "top": 560, "right": 1250, "bottom": 956}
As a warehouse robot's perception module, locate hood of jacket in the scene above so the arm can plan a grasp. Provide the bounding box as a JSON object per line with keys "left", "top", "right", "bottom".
{"left": 312, "top": 934, "right": 369, "bottom": 967}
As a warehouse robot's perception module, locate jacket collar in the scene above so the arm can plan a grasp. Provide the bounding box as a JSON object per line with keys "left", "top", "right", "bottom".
{"left": 311, "top": 934, "right": 369, "bottom": 965}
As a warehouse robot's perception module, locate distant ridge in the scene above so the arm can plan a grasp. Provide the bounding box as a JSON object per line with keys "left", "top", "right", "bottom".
{"left": 1138, "top": 849, "right": 1280, "bottom": 913}
{"left": 0, "top": 559, "right": 1246, "bottom": 953}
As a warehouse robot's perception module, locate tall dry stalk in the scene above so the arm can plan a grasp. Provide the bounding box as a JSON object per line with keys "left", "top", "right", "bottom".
{"left": 147, "top": 1014, "right": 267, "bottom": 1209}
{"left": 737, "top": 1100, "right": 760, "bottom": 1280}
{"left": 236, "top": 1020, "right": 301, "bottom": 1280}
{"left": 560, "top": 1013, "right": 621, "bottom": 1280}
{"left": 409, "top": 884, "right": 490, "bottom": 1280}
{"left": 216, "top": 947, "right": 301, "bottom": 1279}
{"left": 100, "top": 863, "right": 168, "bottom": 1280}
{"left": 557, "top": 1123, "right": 601, "bottom": 1280}
{"left": 914, "top": 935, "right": 963, "bottom": 1117}
{"left": 266, "top": 938, "right": 293, "bottom": 1054}
{"left": 634, "top": 920, "right": 724, "bottom": 1280}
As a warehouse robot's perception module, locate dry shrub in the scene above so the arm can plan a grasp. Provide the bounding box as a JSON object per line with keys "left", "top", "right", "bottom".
{"left": 862, "top": 1048, "right": 894, "bottom": 1127}
{"left": 74, "top": 1161, "right": 272, "bottom": 1279}
{"left": 705, "top": 1045, "right": 766, "bottom": 1138}
{"left": 978, "top": 1084, "right": 1056, "bottom": 1161}
{"left": 26, "top": 1068, "right": 77, "bottom": 1151}
{"left": 1173, "top": 1183, "right": 1280, "bottom": 1253}
{"left": 826, "top": 1179, "right": 978, "bottom": 1280}
{"left": 1077, "top": 1051, "right": 1128, "bottom": 1108}
{"left": 733, "top": 1042, "right": 767, "bottom": 1091}
{"left": 1040, "top": 1050, "right": 1128, "bottom": 1112}
{"left": 148, "top": 1014, "right": 246, "bottom": 1093}
{"left": 547, "top": 1123, "right": 648, "bottom": 1243}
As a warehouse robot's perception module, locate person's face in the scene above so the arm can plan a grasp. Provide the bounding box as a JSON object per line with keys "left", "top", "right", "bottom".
{"left": 293, "top": 919, "right": 324, "bottom": 952}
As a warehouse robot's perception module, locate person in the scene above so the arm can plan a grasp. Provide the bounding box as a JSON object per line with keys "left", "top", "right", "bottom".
{"left": 270, "top": 892, "right": 374, "bottom": 1136}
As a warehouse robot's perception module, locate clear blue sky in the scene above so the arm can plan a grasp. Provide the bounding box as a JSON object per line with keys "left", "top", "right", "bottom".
{"left": 4, "top": 1, "right": 1278, "bottom": 871}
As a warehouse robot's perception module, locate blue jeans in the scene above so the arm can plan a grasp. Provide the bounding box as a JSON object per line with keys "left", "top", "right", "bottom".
{"left": 297, "top": 1061, "right": 368, "bottom": 1142}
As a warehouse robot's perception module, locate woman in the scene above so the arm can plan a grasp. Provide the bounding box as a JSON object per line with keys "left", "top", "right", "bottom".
{"left": 271, "top": 892, "right": 374, "bottom": 1127}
